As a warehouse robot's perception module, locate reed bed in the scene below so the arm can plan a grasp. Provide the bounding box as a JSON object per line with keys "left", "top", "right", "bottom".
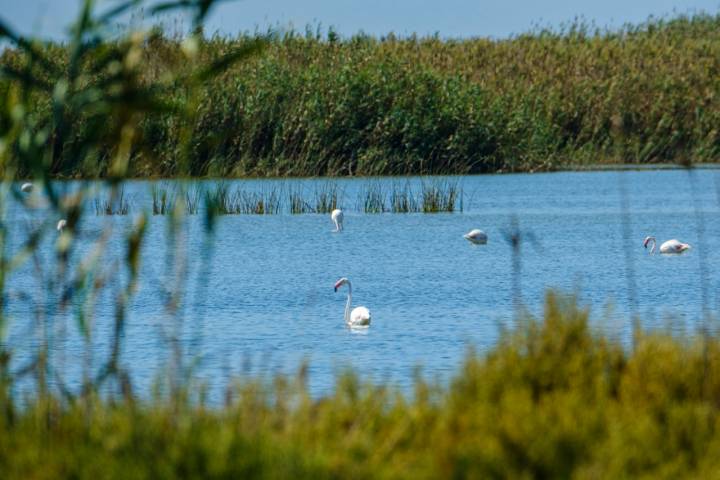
{"left": 93, "top": 188, "right": 131, "bottom": 215}
{"left": 390, "top": 182, "right": 420, "bottom": 213}
{"left": 421, "top": 181, "right": 461, "bottom": 213}
{"left": 288, "top": 187, "right": 312, "bottom": 214}
{"left": 362, "top": 182, "right": 387, "bottom": 213}
{"left": 3, "top": 14, "right": 720, "bottom": 178}
{"left": 360, "top": 180, "right": 461, "bottom": 213}
{"left": 152, "top": 183, "right": 203, "bottom": 215}
{"left": 313, "top": 182, "right": 340, "bottom": 213}
{"left": 184, "top": 186, "right": 202, "bottom": 215}
{"left": 237, "top": 189, "right": 282, "bottom": 214}
{"left": 151, "top": 183, "right": 176, "bottom": 215}
{"left": 204, "top": 183, "right": 282, "bottom": 214}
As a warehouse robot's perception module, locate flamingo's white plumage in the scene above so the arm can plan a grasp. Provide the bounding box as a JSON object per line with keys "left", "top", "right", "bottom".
{"left": 643, "top": 236, "right": 690, "bottom": 254}
{"left": 57, "top": 219, "right": 67, "bottom": 232}
{"left": 463, "top": 229, "right": 487, "bottom": 245}
{"left": 331, "top": 208, "right": 344, "bottom": 232}
{"left": 334, "top": 277, "right": 371, "bottom": 327}
{"left": 20, "top": 182, "right": 33, "bottom": 193}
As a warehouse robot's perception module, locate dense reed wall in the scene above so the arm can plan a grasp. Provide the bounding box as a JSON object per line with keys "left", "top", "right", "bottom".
{"left": 2, "top": 14, "right": 720, "bottom": 177}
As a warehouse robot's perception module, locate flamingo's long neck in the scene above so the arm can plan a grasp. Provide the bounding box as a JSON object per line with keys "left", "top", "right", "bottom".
{"left": 650, "top": 238, "right": 657, "bottom": 254}
{"left": 344, "top": 282, "right": 353, "bottom": 324}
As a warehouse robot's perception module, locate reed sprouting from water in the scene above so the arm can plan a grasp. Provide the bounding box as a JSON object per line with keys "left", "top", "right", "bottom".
{"left": 94, "top": 188, "right": 131, "bottom": 215}
{"left": 288, "top": 187, "right": 311, "bottom": 214}
{"left": 390, "top": 182, "right": 419, "bottom": 213}
{"left": 153, "top": 183, "right": 202, "bottom": 215}
{"left": 313, "top": 182, "right": 339, "bottom": 213}
{"left": 238, "top": 189, "right": 281, "bottom": 214}
{"left": 421, "top": 180, "right": 460, "bottom": 213}
{"left": 363, "top": 182, "right": 386, "bottom": 213}
{"left": 205, "top": 183, "right": 233, "bottom": 215}
{"left": 154, "top": 180, "right": 461, "bottom": 214}
{"left": 4, "top": 14, "right": 720, "bottom": 177}
{"left": 152, "top": 183, "right": 176, "bottom": 215}
{"left": 185, "top": 185, "right": 202, "bottom": 215}
{"left": 205, "top": 183, "right": 282, "bottom": 214}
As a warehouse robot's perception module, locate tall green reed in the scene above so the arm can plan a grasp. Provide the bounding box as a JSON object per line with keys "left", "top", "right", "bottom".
{"left": 4, "top": 14, "right": 720, "bottom": 177}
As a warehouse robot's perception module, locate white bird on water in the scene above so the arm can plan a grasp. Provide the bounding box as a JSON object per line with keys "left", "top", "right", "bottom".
{"left": 643, "top": 236, "right": 690, "bottom": 254}
{"left": 20, "top": 182, "right": 33, "bottom": 193}
{"left": 331, "top": 208, "right": 344, "bottom": 232}
{"left": 463, "top": 229, "right": 487, "bottom": 245}
{"left": 334, "top": 277, "right": 371, "bottom": 327}
{"left": 57, "top": 219, "right": 67, "bottom": 232}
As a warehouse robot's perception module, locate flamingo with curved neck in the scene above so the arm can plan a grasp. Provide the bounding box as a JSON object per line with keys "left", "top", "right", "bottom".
{"left": 331, "top": 209, "right": 344, "bottom": 232}
{"left": 334, "top": 277, "right": 371, "bottom": 327}
{"left": 643, "top": 236, "right": 691, "bottom": 254}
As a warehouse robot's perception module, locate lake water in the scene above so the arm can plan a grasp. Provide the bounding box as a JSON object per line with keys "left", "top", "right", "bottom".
{"left": 5, "top": 169, "right": 720, "bottom": 398}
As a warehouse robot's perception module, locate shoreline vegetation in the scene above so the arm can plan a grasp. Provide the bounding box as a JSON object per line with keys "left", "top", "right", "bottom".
{"left": 2, "top": 13, "right": 720, "bottom": 178}
{"left": 5, "top": 295, "right": 720, "bottom": 478}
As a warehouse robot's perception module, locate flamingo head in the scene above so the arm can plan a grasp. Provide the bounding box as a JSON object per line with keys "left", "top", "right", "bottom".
{"left": 334, "top": 277, "right": 348, "bottom": 292}
{"left": 643, "top": 236, "right": 655, "bottom": 249}
{"left": 679, "top": 243, "right": 691, "bottom": 252}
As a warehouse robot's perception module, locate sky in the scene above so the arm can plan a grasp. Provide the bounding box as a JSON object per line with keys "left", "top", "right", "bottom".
{"left": 3, "top": 0, "right": 720, "bottom": 40}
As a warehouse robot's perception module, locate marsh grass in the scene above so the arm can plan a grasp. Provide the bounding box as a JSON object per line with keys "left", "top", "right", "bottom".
{"left": 94, "top": 188, "right": 131, "bottom": 215}
{"left": 288, "top": 187, "right": 311, "bottom": 214}
{"left": 421, "top": 181, "right": 461, "bottom": 213}
{"left": 5, "top": 14, "right": 720, "bottom": 177}
{"left": 205, "top": 183, "right": 282, "bottom": 214}
{"left": 362, "top": 182, "right": 386, "bottom": 213}
{"left": 313, "top": 182, "right": 339, "bottom": 213}
{"left": 238, "top": 188, "right": 281, "bottom": 214}
{"left": 185, "top": 185, "right": 201, "bottom": 215}
{"left": 205, "top": 183, "right": 234, "bottom": 214}
{"left": 390, "top": 182, "right": 420, "bottom": 213}
{"left": 152, "top": 183, "right": 176, "bottom": 215}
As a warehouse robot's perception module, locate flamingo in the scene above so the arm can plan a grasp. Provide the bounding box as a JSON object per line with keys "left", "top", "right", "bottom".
{"left": 20, "top": 182, "right": 33, "bottom": 193}
{"left": 643, "top": 236, "right": 690, "bottom": 254}
{"left": 331, "top": 208, "right": 344, "bottom": 232}
{"left": 334, "top": 277, "right": 371, "bottom": 327}
{"left": 57, "top": 219, "right": 67, "bottom": 232}
{"left": 464, "top": 229, "right": 487, "bottom": 245}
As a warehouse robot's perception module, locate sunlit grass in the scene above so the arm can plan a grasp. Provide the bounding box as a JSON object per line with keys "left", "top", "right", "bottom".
{"left": 3, "top": 14, "right": 720, "bottom": 177}
{"left": 421, "top": 180, "right": 460, "bottom": 213}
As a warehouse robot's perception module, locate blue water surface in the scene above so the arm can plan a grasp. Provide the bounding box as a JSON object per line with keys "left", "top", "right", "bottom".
{"left": 5, "top": 169, "right": 720, "bottom": 399}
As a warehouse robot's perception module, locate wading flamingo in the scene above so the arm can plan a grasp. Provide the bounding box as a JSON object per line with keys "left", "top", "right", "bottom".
{"left": 331, "top": 208, "right": 344, "bottom": 232}
{"left": 57, "top": 219, "right": 67, "bottom": 232}
{"left": 643, "top": 236, "right": 691, "bottom": 254}
{"left": 334, "top": 277, "right": 371, "bottom": 327}
{"left": 464, "top": 229, "right": 487, "bottom": 245}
